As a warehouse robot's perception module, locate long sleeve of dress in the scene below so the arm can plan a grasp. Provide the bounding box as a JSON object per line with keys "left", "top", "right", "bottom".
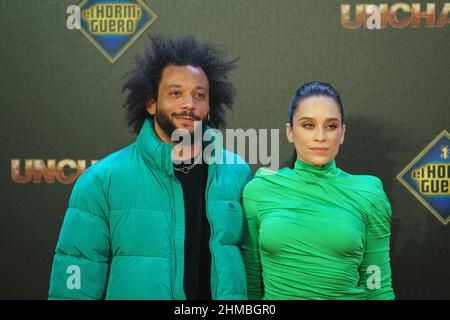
{"left": 358, "top": 181, "right": 395, "bottom": 300}
{"left": 241, "top": 196, "right": 264, "bottom": 300}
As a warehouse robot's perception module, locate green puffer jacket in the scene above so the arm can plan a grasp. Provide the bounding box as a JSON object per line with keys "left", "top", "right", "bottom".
{"left": 48, "top": 119, "right": 252, "bottom": 300}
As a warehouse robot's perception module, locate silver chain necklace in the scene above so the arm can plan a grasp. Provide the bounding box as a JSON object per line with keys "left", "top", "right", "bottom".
{"left": 173, "top": 162, "right": 198, "bottom": 174}
{"left": 173, "top": 154, "right": 203, "bottom": 174}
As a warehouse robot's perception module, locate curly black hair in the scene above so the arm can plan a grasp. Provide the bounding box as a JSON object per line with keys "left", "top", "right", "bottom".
{"left": 122, "top": 34, "right": 238, "bottom": 133}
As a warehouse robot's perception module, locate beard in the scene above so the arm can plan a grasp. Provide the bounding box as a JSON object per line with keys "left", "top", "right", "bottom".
{"left": 155, "top": 107, "right": 207, "bottom": 145}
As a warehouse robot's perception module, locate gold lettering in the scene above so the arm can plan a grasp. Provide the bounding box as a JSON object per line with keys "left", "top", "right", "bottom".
{"left": 380, "top": 4, "right": 389, "bottom": 28}
{"left": 443, "top": 180, "right": 449, "bottom": 193}
{"left": 413, "top": 164, "right": 450, "bottom": 195}
{"left": 56, "top": 159, "right": 78, "bottom": 184}
{"left": 414, "top": 164, "right": 450, "bottom": 180}
{"left": 388, "top": 3, "right": 411, "bottom": 28}
{"left": 11, "top": 159, "right": 98, "bottom": 184}
{"left": 412, "top": 170, "right": 421, "bottom": 179}
{"left": 420, "top": 179, "right": 450, "bottom": 195}
{"left": 341, "top": 3, "right": 450, "bottom": 29}
{"left": 91, "top": 19, "right": 98, "bottom": 33}
{"left": 82, "top": 10, "right": 90, "bottom": 20}
{"left": 82, "top": 3, "right": 142, "bottom": 34}
{"left": 32, "top": 159, "right": 57, "bottom": 184}
{"left": 11, "top": 159, "right": 32, "bottom": 184}
{"left": 437, "top": 3, "right": 450, "bottom": 27}
{"left": 412, "top": 3, "right": 436, "bottom": 28}
{"left": 95, "top": 4, "right": 104, "bottom": 19}
{"left": 341, "top": 4, "right": 365, "bottom": 29}
{"left": 109, "top": 19, "right": 116, "bottom": 33}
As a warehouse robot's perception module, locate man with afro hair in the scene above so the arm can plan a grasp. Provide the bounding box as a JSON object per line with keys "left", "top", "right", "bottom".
{"left": 49, "top": 34, "right": 252, "bottom": 300}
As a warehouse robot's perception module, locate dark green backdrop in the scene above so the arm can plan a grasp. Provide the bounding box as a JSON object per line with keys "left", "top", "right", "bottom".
{"left": 0, "top": 0, "right": 448, "bottom": 299}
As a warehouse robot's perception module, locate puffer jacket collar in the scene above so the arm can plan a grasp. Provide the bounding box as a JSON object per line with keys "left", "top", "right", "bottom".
{"left": 136, "top": 118, "right": 219, "bottom": 177}
{"left": 136, "top": 118, "right": 174, "bottom": 176}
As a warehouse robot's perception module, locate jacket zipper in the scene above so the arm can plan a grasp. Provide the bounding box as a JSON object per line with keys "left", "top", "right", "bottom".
{"left": 205, "top": 164, "right": 218, "bottom": 299}
{"left": 169, "top": 176, "right": 177, "bottom": 299}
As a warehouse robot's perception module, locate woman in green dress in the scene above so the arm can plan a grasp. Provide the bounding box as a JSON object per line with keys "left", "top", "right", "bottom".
{"left": 241, "top": 81, "right": 395, "bottom": 300}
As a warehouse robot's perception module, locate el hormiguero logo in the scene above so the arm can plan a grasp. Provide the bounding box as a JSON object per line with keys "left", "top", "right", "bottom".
{"left": 397, "top": 130, "right": 450, "bottom": 225}
{"left": 76, "top": 0, "right": 157, "bottom": 63}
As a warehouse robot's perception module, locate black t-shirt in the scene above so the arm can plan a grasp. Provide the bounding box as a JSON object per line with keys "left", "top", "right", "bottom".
{"left": 173, "top": 158, "right": 211, "bottom": 300}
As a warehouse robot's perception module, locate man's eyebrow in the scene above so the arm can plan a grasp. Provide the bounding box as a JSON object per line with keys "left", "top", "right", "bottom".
{"left": 167, "top": 84, "right": 182, "bottom": 89}
{"left": 166, "top": 84, "right": 208, "bottom": 90}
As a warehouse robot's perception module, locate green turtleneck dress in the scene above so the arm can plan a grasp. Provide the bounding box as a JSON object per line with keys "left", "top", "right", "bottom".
{"left": 241, "top": 159, "right": 395, "bottom": 300}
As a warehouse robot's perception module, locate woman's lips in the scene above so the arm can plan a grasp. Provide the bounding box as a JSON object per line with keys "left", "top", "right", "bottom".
{"left": 310, "top": 147, "right": 329, "bottom": 154}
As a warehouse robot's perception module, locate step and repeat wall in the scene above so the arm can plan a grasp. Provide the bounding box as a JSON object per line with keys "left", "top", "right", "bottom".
{"left": 1, "top": 0, "right": 448, "bottom": 299}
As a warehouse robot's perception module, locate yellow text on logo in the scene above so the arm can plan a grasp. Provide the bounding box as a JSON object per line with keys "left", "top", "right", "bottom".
{"left": 441, "top": 145, "right": 449, "bottom": 160}
{"left": 412, "top": 163, "right": 450, "bottom": 195}
{"left": 82, "top": 3, "right": 142, "bottom": 35}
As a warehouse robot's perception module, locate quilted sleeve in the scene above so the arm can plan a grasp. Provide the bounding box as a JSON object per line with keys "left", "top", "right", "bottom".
{"left": 48, "top": 169, "right": 111, "bottom": 300}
